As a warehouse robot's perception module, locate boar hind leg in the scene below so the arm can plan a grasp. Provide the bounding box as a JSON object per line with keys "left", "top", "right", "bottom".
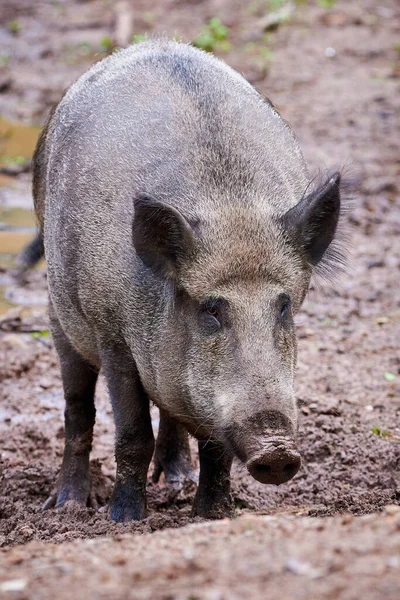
{"left": 152, "top": 410, "right": 196, "bottom": 488}
{"left": 43, "top": 308, "right": 98, "bottom": 510}
{"left": 191, "top": 441, "right": 233, "bottom": 519}
{"left": 101, "top": 347, "right": 155, "bottom": 522}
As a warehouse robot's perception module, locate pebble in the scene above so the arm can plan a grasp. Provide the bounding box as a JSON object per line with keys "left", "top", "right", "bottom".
{"left": 325, "top": 47, "right": 336, "bottom": 58}
{"left": 285, "top": 559, "right": 323, "bottom": 578}
{"left": 387, "top": 555, "right": 400, "bottom": 568}
{"left": 0, "top": 579, "right": 27, "bottom": 592}
{"left": 39, "top": 378, "right": 52, "bottom": 389}
{"left": 384, "top": 505, "right": 400, "bottom": 516}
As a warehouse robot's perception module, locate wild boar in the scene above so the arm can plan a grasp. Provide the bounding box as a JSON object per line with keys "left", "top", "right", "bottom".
{"left": 34, "top": 40, "right": 345, "bottom": 521}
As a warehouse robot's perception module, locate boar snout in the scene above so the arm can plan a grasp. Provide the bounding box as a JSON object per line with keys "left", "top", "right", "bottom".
{"left": 246, "top": 438, "right": 301, "bottom": 485}
{"left": 224, "top": 410, "right": 301, "bottom": 485}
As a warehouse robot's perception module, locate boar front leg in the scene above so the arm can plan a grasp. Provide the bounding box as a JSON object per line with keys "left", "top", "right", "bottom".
{"left": 191, "top": 441, "right": 233, "bottom": 519}
{"left": 152, "top": 410, "right": 196, "bottom": 488}
{"left": 102, "top": 347, "right": 155, "bottom": 522}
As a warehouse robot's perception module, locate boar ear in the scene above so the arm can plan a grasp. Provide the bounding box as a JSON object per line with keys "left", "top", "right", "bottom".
{"left": 132, "top": 197, "right": 196, "bottom": 278}
{"left": 282, "top": 172, "right": 341, "bottom": 268}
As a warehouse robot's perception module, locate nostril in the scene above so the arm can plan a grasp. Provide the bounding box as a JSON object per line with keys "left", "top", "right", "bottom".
{"left": 252, "top": 464, "right": 271, "bottom": 478}
{"left": 247, "top": 451, "right": 301, "bottom": 485}
{"left": 283, "top": 462, "right": 300, "bottom": 478}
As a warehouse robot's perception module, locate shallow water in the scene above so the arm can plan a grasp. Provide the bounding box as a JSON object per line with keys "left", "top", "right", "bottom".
{"left": 0, "top": 117, "right": 40, "bottom": 168}
{"left": 0, "top": 123, "right": 44, "bottom": 314}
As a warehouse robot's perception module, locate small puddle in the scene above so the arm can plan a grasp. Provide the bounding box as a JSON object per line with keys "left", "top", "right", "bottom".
{"left": 0, "top": 119, "right": 45, "bottom": 315}
{"left": 0, "top": 207, "right": 38, "bottom": 268}
{"left": 0, "top": 116, "right": 40, "bottom": 169}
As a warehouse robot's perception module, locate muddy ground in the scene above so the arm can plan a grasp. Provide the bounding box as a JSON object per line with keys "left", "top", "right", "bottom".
{"left": 0, "top": 0, "right": 400, "bottom": 598}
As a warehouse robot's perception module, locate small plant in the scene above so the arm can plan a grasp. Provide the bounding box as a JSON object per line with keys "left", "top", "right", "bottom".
{"left": 384, "top": 372, "right": 396, "bottom": 382}
{"left": 371, "top": 427, "right": 392, "bottom": 438}
{"left": 130, "top": 34, "right": 148, "bottom": 45}
{"left": 268, "top": 0, "right": 287, "bottom": 10}
{"left": 244, "top": 42, "right": 273, "bottom": 74}
{"left": 193, "top": 17, "right": 231, "bottom": 53}
{"left": 30, "top": 330, "right": 50, "bottom": 339}
{"left": 100, "top": 36, "right": 114, "bottom": 53}
{"left": 0, "top": 54, "right": 10, "bottom": 67}
{"left": 2, "top": 155, "right": 29, "bottom": 167}
{"left": 316, "top": 0, "right": 336, "bottom": 8}
{"left": 78, "top": 41, "right": 92, "bottom": 55}
{"left": 7, "top": 20, "right": 21, "bottom": 35}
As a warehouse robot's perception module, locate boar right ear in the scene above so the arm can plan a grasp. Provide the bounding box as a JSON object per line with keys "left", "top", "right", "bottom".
{"left": 132, "top": 197, "right": 196, "bottom": 278}
{"left": 282, "top": 172, "right": 341, "bottom": 269}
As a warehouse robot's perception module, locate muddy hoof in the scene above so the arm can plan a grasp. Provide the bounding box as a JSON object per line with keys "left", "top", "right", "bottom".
{"left": 191, "top": 492, "right": 234, "bottom": 519}
{"left": 109, "top": 484, "right": 147, "bottom": 522}
{"left": 152, "top": 455, "right": 198, "bottom": 489}
{"left": 42, "top": 477, "right": 100, "bottom": 511}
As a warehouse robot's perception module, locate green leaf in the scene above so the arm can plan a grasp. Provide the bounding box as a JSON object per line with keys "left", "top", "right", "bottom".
{"left": 131, "top": 34, "right": 148, "bottom": 45}
{"left": 384, "top": 372, "right": 396, "bottom": 382}
{"left": 30, "top": 330, "right": 50, "bottom": 339}
{"left": 371, "top": 427, "right": 392, "bottom": 438}
{"left": 317, "top": 0, "right": 336, "bottom": 8}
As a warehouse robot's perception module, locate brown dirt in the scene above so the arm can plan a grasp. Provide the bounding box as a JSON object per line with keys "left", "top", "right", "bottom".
{"left": 1, "top": 0, "right": 400, "bottom": 598}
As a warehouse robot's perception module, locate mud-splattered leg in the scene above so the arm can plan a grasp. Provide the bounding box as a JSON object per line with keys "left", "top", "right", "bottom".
{"left": 191, "top": 440, "right": 233, "bottom": 519}
{"left": 152, "top": 410, "right": 196, "bottom": 488}
{"left": 101, "top": 346, "right": 155, "bottom": 522}
{"left": 43, "top": 306, "right": 98, "bottom": 509}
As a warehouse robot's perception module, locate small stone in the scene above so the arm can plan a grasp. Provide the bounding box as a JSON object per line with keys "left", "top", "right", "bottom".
{"left": 384, "top": 504, "right": 400, "bottom": 516}
{"left": 183, "top": 547, "right": 195, "bottom": 561}
{"left": 298, "top": 327, "right": 315, "bottom": 339}
{"left": 387, "top": 555, "right": 400, "bottom": 568}
{"left": 286, "top": 559, "right": 323, "bottom": 578}
{"left": 7, "top": 552, "right": 24, "bottom": 565}
{"left": 111, "top": 554, "right": 127, "bottom": 566}
{"left": 39, "top": 378, "right": 52, "bottom": 389}
{"left": 325, "top": 47, "right": 336, "bottom": 58}
{"left": 376, "top": 316, "right": 389, "bottom": 325}
{"left": 341, "top": 514, "right": 354, "bottom": 525}
{"left": 0, "top": 579, "right": 27, "bottom": 592}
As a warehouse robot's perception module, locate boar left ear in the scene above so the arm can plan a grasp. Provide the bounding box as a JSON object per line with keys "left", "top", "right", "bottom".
{"left": 282, "top": 172, "right": 341, "bottom": 268}
{"left": 132, "top": 197, "right": 196, "bottom": 278}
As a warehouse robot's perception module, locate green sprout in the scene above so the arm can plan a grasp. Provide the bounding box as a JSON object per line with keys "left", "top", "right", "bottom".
{"left": 7, "top": 20, "right": 21, "bottom": 35}
{"left": 193, "top": 17, "right": 231, "bottom": 53}
{"left": 317, "top": 0, "right": 336, "bottom": 8}
{"left": 384, "top": 372, "right": 396, "bottom": 382}
{"left": 2, "top": 155, "right": 29, "bottom": 167}
{"left": 30, "top": 330, "right": 50, "bottom": 339}
{"left": 371, "top": 427, "right": 392, "bottom": 438}
{"left": 130, "top": 34, "right": 148, "bottom": 45}
{"left": 100, "top": 36, "right": 114, "bottom": 53}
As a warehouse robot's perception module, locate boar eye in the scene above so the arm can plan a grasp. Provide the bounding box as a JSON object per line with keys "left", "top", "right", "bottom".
{"left": 200, "top": 299, "right": 222, "bottom": 331}
{"left": 279, "top": 295, "right": 291, "bottom": 319}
